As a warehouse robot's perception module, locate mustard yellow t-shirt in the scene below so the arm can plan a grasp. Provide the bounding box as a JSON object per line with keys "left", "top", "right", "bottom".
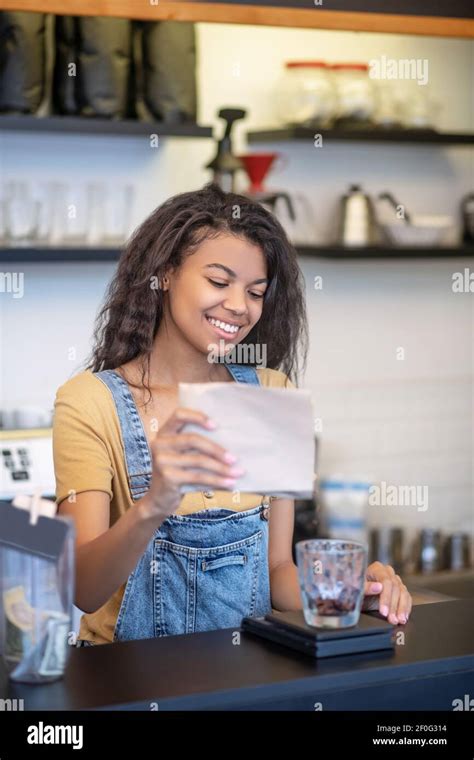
{"left": 52, "top": 367, "right": 295, "bottom": 644}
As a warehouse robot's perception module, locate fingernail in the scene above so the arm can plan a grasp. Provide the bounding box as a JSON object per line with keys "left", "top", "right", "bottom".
{"left": 399, "top": 615, "right": 407, "bottom": 624}
{"left": 389, "top": 614, "right": 398, "bottom": 625}
{"left": 206, "top": 419, "right": 217, "bottom": 429}
{"left": 224, "top": 452, "right": 237, "bottom": 463}
{"left": 228, "top": 467, "right": 245, "bottom": 477}
{"left": 223, "top": 478, "right": 236, "bottom": 487}
{"left": 371, "top": 583, "right": 383, "bottom": 593}
{"left": 380, "top": 605, "right": 389, "bottom": 617}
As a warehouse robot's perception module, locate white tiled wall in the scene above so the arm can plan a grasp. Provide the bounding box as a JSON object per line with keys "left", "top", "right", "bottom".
{"left": 299, "top": 255, "right": 473, "bottom": 540}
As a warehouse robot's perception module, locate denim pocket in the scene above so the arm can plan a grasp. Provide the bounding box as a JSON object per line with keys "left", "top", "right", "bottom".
{"left": 201, "top": 555, "right": 247, "bottom": 571}
{"left": 153, "top": 530, "right": 264, "bottom": 637}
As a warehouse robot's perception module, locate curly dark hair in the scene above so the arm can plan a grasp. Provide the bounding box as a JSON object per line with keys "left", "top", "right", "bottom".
{"left": 84, "top": 182, "right": 308, "bottom": 404}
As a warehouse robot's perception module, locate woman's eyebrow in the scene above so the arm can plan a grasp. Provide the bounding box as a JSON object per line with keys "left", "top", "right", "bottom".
{"left": 203, "top": 263, "right": 268, "bottom": 285}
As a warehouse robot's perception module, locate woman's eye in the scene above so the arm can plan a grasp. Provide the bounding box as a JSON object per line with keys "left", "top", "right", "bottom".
{"left": 207, "top": 278, "right": 265, "bottom": 299}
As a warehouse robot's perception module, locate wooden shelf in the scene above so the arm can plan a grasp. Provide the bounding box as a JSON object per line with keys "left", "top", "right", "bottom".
{"left": 247, "top": 127, "right": 474, "bottom": 146}
{"left": 0, "top": 0, "right": 472, "bottom": 38}
{"left": 0, "top": 115, "right": 213, "bottom": 139}
{"left": 0, "top": 248, "right": 122, "bottom": 263}
{"left": 1, "top": 246, "right": 473, "bottom": 263}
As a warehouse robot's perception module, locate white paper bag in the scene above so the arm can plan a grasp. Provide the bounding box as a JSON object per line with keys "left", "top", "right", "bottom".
{"left": 178, "top": 382, "right": 315, "bottom": 498}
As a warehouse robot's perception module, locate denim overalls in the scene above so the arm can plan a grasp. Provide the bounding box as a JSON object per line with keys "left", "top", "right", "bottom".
{"left": 94, "top": 364, "right": 272, "bottom": 642}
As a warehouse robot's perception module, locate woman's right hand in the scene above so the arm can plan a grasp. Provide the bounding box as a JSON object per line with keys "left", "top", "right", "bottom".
{"left": 145, "top": 408, "right": 245, "bottom": 519}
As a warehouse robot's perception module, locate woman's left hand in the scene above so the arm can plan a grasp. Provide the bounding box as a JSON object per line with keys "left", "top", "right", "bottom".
{"left": 361, "top": 561, "right": 412, "bottom": 625}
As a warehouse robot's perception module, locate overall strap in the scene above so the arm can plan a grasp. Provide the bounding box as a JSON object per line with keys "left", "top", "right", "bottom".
{"left": 225, "top": 364, "right": 261, "bottom": 385}
{"left": 94, "top": 370, "right": 152, "bottom": 499}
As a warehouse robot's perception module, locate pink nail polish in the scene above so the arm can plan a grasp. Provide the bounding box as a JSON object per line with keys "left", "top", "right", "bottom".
{"left": 380, "top": 605, "right": 389, "bottom": 617}
{"left": 224, "top": 452, "right": 237, "bottom": 463}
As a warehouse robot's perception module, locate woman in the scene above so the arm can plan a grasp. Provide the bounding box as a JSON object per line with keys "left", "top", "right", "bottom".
{"left": 53, "top": 183, "right": 412, "bottom": 645}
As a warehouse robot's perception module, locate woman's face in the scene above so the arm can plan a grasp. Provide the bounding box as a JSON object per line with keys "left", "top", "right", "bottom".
{"left": 163, "top": 233, "right": 268, "bottom": 357}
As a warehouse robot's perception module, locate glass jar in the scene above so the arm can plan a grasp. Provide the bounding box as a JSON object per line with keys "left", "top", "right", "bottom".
{"left": 331, "top": 63, "right": 376, "bottom": 127}
{"left": 372, "top": 81, "right": 402, "bottom": 129}
{"left": 276, "top": 61, "right": 336, "bottom": 128}
{"left": 398, "top": 80, "right": 437, "bottom": 129}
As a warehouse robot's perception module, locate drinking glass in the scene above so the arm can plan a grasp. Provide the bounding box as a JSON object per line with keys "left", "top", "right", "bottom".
{"left": 4, "top": 182, "right": 39, "bottom": 246}
{"left": 296, "top": 539, "right": 367, "bottom": 628}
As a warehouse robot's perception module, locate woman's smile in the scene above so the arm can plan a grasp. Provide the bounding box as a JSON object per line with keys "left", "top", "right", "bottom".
{"left": 205, "top": 313, "right": 245, "bottom": 339}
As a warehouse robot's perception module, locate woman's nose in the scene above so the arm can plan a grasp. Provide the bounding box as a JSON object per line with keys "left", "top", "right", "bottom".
{"left": 222, "top": 291, "right": 247, "bottom": 314}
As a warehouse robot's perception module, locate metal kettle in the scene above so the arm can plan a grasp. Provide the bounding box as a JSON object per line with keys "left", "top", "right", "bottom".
{"left": 460, "top": 192, "right": 474, "bottom": 244}
{"left": 338, "top": 184, "right": 378, "bottom": 247}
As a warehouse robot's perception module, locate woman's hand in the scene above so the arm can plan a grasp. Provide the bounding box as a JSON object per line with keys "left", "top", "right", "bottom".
{"left": 361, "top": 561, "right": 412, "bottom": 625}
{"left": 145, "top": 408, "right": 244, "bottom": 519}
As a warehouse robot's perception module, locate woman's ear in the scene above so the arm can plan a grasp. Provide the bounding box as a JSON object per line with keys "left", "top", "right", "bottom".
{"left": 159, "top": 269, "right": 172, "bottom": 291}
{"left": 160, "top": 265, "right": 176, "bottom": 291}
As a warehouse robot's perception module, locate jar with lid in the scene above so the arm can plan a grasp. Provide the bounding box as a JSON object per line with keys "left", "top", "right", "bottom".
{"left": 276, "top": 61, "right": 336, "bottom": 128}
{"left": 331, "top": 63, "right": 376, "bottom": 127}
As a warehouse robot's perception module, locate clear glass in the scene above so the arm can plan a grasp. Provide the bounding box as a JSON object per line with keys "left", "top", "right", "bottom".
{"left": 32, "top": 181, "right": 56, "bottom": 245}
{"left": 296, "top": 539, "right": 367, "bottom": 629}
{"left": 0, "top": 184, "right": 7, "bottom": 244}
{"left": 373, "top": 82, "right": 401, "bottom": 129}
{"left": 399, "top": 84, "right": 437, "bottom": 130}
{"left": 51, "top": 182, "right": 89, "bottom": 245}
{"left": 4, "top": 181, "right": 39, "bottom": 246}
{"left": 86, "top": 181, "right": 106, "bottom": 246}
{"left": 101, "top": 183, "right": 134, "bottom": 245}
{"left": 0, "top": 516, "right": 75, "bottom": 683}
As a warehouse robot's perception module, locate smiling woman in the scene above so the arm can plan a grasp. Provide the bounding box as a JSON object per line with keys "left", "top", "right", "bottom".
{"left": 52, "top": 183, "right": 310, "bottom": 644}
{"left": 53, "top": 182, "right": 411, "bottom": 646}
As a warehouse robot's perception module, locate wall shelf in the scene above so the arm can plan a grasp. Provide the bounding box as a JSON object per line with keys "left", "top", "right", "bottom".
{"left": 247, "top": 127, "right": 474, "bottom": 145}
{"left": 296, "top": 245, "right": 474, "bottom": 259}
{"left": 0, "top": 115, "right": 213, "bottom": 139}
{"left": 1, "top": 246, "right": 473, "bottom": 263}
{"left": 0, "top": 0, "right": 472, "bottom": 38}
{"left": 0, "top": 248, "right": 121, "bottom": 263}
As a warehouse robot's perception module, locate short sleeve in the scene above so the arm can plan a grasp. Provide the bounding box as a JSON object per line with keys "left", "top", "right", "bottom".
{"left": 53, "top": 383, "right": 114, "bottom": 506}
{"left": 257, "top": 367, "right": 297, "bottom": 390}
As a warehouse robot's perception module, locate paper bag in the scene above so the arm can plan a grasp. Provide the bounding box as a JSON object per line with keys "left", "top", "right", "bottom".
{"left": 178, "top": 382, "right": 315, "bottom": 498}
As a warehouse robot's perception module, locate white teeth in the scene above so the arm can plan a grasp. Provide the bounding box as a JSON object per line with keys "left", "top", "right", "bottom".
{"left": 207, "top": 316, "right": 239, "bottom": 333}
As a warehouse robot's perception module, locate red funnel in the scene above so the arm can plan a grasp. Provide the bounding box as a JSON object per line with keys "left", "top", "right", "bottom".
{"left": 238, "top": 153, "right": 278, "bottom": 193}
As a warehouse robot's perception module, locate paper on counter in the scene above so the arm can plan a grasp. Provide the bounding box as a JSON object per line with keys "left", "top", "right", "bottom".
{"left": 178, "top": 382, "right": 315, "bottom": 498}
